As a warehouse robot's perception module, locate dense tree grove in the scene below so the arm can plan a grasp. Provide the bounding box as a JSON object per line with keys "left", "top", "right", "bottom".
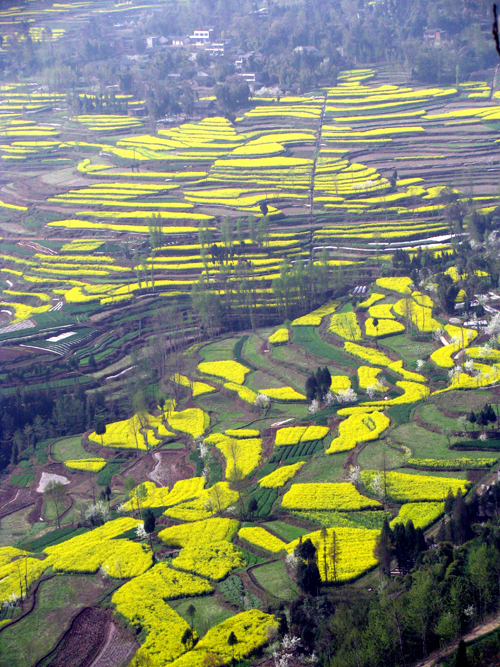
{"left": 284, "top": 508, "right": 500, "bottom": 667}
{"left": 0, "top": 386, "right": 108, "bottom": 471}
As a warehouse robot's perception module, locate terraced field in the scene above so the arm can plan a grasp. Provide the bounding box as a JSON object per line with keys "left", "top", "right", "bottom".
{"left": 1, "top": 6, "right": 500, "bottom": 664}
{"left": 2, "top": 282, "right": 500, "bottom": 665}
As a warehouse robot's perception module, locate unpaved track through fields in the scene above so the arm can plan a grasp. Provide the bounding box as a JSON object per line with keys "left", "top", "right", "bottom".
{"left": 415, "top": 611, "right": 500, "bottom": 667}
{"left": 88, "top": 621, "right": 137, "bottom": 667}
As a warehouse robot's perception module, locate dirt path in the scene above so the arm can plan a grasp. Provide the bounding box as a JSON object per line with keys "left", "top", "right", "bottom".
{"left": 415, "top": 612, "right": 500, "bottom": 667}
{"left": 0, "top": 487, "right": 34, "bottom": 519}
{"left": 145, "top": 449, "right": 191, "bottom": 488}
{"left": 147, "top": 451, "right": 174, "bottom": 487}
{"left": 88, "top": 620, "right": 137, "bottom": 667}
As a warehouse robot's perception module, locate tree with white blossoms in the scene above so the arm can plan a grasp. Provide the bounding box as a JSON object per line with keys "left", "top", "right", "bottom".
{"left": 116, "top": 502, "right": 128, "bottom": 515}
{"left": 135, "top": 522, "right": 148, "bottom": 540}
{"left": 464, "top": 359, "right": 475, "bottom": 374}
{"left": 2, "top": 592, "right": 20, "bottom": 612}
{"left": 366, "top": 384, "right": 377, "bottom": 400}
{"left": 433, "top": 328, "right": 445, "bottom": 342}
{"left": 448, "top": 366, "right": 462, "bottom": 382}
{"left": 457, "top": 414, "right": 468, "bottom": 432}
{"left": 347, "top": 465, "right": 362, "bottom": 487}
{"left": 416, "top": 359, "right": 425, "bottom": 371}
{"left": 324, "top": 391, "right": 335, "bottom": 406}
{"left": 336, "top": 388, "right": 358, "bottom": 404}
{"left": 470, "top": 238, "right": 484, "bottom": 250}
{"left": 85, "top": 500, "right": 110, "bottom": 526}
{"left": 479, "top": 343, "right": 493, "bottom": 358}
{"left": 255, "top": 393, "right": 270, "bottom": 410}
{"left": 371, "top": 473, "right": 384, "bottom": 499}
{"left": 273, "top": 634, "right": 318, "bottom": 667}
{"left": 308, "top": 399, "right": 319, "bottom": 415}
{"left": 486, "top": 313, "right": 500, "bottom": 346}
{"left": 285, "top": 551, "right": 299, "bottom": 575}
{"left": 273, "top": 634, "right": 302, "bottom": 667}
{"left": 196, "top": 436, "right": 208, "bottom": 460}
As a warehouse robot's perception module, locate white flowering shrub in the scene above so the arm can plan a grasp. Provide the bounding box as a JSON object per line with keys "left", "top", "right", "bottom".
{"left": 85, "top": 500, "right": 110, "bottom": 524}
{"left": 371, "top": 473, "right": 383, "bottom": 498}
{"left": 135, "top": 522, "right": 148, "bottom": 540}
{"left": 324, "top": 391, "right": 335, "bottom": 406}
{"left": 255, "top": 393, "right": 270, "bottom": 408}
{"left": 464, "top": 359, "right": 475, "bottom": 373}
{"left": 308, "top": 399, "right": 319, "bottom": 414}
{"left": 336, "top": 388, "right": 358, "bottom": 404}
{"left": 348, "top": 465, "right": 362, "bottom": 486}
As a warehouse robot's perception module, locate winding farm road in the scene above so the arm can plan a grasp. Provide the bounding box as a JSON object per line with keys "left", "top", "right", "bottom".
{"left": 415, "top": 612, "right": 500, "bottom": 667}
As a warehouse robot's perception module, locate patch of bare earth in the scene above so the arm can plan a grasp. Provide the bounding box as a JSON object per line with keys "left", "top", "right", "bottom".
{"left": 46, "top": 607, "right": 109, "bottom": 667}
{"left": 89, "top": 621, "right": 137, "bottom": 667}
{"left": 0, "top": 487, "right": 34, "bottom": 519}
{"left": 147, "top": 450, "right": 192, "bottom": 487}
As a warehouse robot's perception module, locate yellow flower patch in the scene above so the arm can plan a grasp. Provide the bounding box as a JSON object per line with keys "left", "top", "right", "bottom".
{"left": 392, "top": 298, "right": 441, "bottom": 333}
{"left": 64, "top": 458, "right": 106, "bottom": 473}
{"left": 282, "top": 482, "right": 381, "bottom": 511}
{"left": 211, "top": 435, "right": 262, "bottom": 480}
{"left": 329, "top": 311, "right": 362, "bottom": 341}
{"left": 170, "top": 374, "right": 215, "bottom": 397}
{"left": 366, "top": 317, "right": 405, "bottom": 337}
{"left": 124, "top": 478, "right": 206, "bottom": 512}
{"left": 358, "top": 292, "right": 385, "bottom": 308}
{"left": 44, "top": 517, "right": 152, "bottom": 578}
{"left": 338, "top": 381, "right": 429, "bottom": 416}
{"left": 169, "top": 610, "right": 278, "bottom": 667}
{"left": 326, "top": 411, "right": 390, "bottom": 454}
{"left": 258, "top": 461, "right": 306, "bottom": 488}
{"left": 0, "top": 555, "right": 47, "bottom": 603}
{"left": 357, "top": 366, "right": 383, "bottom": 390}
{"left": 0, "top": 301, "right": 51, "bottom": 324}
{"left": 238, "top": 527, "right": 287, "bottom": 553}
{"left": 391, "top": 502, "right": 445, "bottom": 530}
{"left": 466, "top": 347, "right": 500, "bottom": 362}
{"left": 291, "top": 301, "right": 337, "bottom": 326}
{"left": 368, "top": 303, "right": 395, "bottom": 319}
{"left": 360, "top": 470, "right": 468, "bottom": 502}
{"left": 430, "top": 325, "right": 478, "bottom": 368}
{"left": 172, "top": 541, "right": 245, "bottom": 581}
{"left": 159, "top": 518, "right": 239, "bottom": 548}
{"left": 275, "top": 425, "right": 329, "bottom": 446}
{"left": 330, "top": 375, "right": 352, "bottom": 392}
{"left": 163, "top": 483, "right": 239, "bottom": 522}
{"left": 198, "top": 360, "right": 250, "bottom": 384}
{"left": 224, "top": 381, "right": 258, "bottom": 404}
{"left": 260, "top": 387, "right": 306, "bottom": 401}
{"left": 286, "top": 527, "right": 379, "bottom": 582}
{"left": 269, "top": 328, "right": 289, "bottom": 344}
{"left": 88, "top": 413, "right": 167, "bottom": 451}
{"left": 376, "top": 276, "right": 413, "bottom": 294}
{"left": 344, "top": 342, "right": 393, "bottom": 366}
{"left": 166, "top": 407, "right": 210, "bottom": 439}
{"left": 112, "top": 571, "right": 197, "bottom": 666}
